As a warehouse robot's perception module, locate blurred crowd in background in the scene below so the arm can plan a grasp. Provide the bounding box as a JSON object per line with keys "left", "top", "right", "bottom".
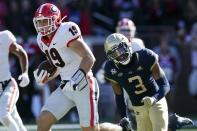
{"left": 1, "top": 0, "right": 197, "bottom": 124}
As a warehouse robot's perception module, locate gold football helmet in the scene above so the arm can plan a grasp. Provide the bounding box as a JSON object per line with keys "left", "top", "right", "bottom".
{"left": 104, "top": 33, "right": 132, "bottom": 65}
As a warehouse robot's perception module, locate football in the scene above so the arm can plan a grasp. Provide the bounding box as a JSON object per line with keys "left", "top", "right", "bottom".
{"left": 37, "top": 60, "right": 57, "bottom": 77}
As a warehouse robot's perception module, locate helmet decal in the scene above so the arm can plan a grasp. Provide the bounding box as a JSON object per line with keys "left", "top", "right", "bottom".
{"left": 51, "top": 6, "right": 58, "bottom": 13}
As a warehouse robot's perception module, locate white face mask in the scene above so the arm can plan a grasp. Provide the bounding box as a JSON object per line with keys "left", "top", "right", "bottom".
{"left": 108, "top": 43, "right": 131, "bottom": 65}
{"left": 33, "top": 16, "right": 57, "bottom": 36}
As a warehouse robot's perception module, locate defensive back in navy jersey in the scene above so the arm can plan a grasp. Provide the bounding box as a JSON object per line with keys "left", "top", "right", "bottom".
{"left": 104, "top": 48, "right": 160, "bottom": 106}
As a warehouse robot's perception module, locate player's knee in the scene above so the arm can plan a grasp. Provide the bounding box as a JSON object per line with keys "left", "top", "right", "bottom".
{"left": 37, "top": 111, "right": 56, "bottom": 126}
{"left": 81, "top": 126, "right": 99, "bottom": 131}
{"left": 37, "top": 115, "right": 46, "bottom": 125}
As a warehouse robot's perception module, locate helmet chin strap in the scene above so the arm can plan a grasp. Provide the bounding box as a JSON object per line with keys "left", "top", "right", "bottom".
{"left": 60, "top": 16, "right": 67, "bottom": 23}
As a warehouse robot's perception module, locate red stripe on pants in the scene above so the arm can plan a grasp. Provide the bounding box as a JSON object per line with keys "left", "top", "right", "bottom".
{"left": 88, "top": 76, "right": 94, "bottom": 127}
{"left": 8, "top": 79, "right": 16, "bottom": 112}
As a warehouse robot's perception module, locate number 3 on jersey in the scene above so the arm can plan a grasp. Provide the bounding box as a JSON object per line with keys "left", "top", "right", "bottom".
{"left": 128, "top": 76, "right": 147, "bottom": 95}
{"left": 45, "top": 48, "right": 65, "bottom": 67}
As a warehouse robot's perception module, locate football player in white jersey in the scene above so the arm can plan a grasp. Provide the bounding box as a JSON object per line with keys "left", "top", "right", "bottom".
{"left": 33, "top": 3, "right": 132, "bottom": 131}
{"left": 0, "top": 30, "right": 29, "bottom": 131}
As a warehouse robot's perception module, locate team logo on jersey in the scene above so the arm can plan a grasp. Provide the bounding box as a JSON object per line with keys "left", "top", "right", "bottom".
{"left": 118, "top": 72, "right": 123, "bottom": 77}
{"left": 51, "top": 6, "right": 58, "bottom": 13}
{"left": 137, "top": 66, "right": 143, "bottom": 71}
{"left": 111, "top": 69, "right": 117, "bottom": 75}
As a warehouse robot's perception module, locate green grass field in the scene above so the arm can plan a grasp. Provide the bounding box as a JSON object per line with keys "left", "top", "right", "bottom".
{"left": 42, "top": 129, "right": 197, "bottom": 131}
{"left": 51, "top": 130, "right": 197, "bottom": 131}
{"left": 52, "top": 129, "right": 196, "bottom": 131}
{"left": 0, "top": 120, "right": 196, "bottom": 131}
{"left": 0, "top": 125, "right": 196, "bottom": 131}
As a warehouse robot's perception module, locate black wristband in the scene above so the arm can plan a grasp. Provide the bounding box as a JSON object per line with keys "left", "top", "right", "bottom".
{"left": 78, "top": 69, "right": 86, "bottom": 76}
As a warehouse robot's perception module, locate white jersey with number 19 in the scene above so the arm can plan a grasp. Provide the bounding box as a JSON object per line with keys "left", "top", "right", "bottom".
{"left": 37, "top": 22, "right": 99, "bottom": 127}
{"left": 37, "top": 22, "right": 89, "bottom": 80}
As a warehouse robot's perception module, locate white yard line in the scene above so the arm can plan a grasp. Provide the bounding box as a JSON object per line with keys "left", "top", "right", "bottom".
{"left": 0, "top": 124, "right": 81, "bottom": 131}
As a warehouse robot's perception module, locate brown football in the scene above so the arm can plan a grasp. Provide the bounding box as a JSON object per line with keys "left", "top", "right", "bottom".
{"left": 37, "top": 60, "right": 57, "bottom": 77}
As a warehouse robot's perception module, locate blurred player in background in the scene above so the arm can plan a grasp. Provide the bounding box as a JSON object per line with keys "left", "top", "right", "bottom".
{"left": 0, "top": 30, "right": 29, "bottom": 131}
{"left": 189, "top": 23, "right": 197, "bottom": 99}
{"left": 33, "top": 3, "right": 132, "bottom": 131}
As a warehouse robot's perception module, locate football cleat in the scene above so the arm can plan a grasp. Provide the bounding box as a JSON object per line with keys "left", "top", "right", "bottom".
{"left": 119, "top": 117, "right": 133, "bottom": 131}
{"left": 169, "top": 113, "right": 194, "bottom": 130}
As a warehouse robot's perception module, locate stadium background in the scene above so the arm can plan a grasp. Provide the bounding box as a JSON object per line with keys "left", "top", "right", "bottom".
{"left": 0, "top": 0, "right": 197, "bottom": 130}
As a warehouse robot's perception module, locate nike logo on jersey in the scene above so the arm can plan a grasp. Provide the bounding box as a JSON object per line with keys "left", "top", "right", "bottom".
{"left": 53, "top": 43, "right": 56, "bottom": 45}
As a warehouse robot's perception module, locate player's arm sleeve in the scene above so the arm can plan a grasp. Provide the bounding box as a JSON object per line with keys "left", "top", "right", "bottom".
{"left": 152, "top": 62, "right": 170, "bottom": 102}
{"left": 105, "top": 77, "right": 127, "bottom": 118}
{"left": 115, "top": 93, "right": 127, "bottom": 118}
{"left": 65, "top": 22, "right": 82, "bottom": 47}
{"left": 103, "top": 62, "right": 126, "bottom": 118}
{"left": 105, "top": 76, "right": 127, "bottom": 118}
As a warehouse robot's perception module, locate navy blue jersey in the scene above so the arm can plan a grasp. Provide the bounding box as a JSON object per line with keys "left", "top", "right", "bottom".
{"left": 104, "top": 48, "right": 159, "bottom": 106}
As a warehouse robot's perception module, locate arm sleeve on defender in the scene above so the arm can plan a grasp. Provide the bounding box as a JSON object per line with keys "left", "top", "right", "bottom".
{"left": 115, "top": 93, "right": 127, "bottom": 118}
{"left": 153, "top": 76, "right": 170, "bottom": 102}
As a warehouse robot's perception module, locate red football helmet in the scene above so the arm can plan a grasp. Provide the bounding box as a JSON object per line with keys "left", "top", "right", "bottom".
{"left": 116, "top": 18, "right": 136, "bottom": 41}
{"left": 33, "top": 3, "right": 61, "bottom": 36}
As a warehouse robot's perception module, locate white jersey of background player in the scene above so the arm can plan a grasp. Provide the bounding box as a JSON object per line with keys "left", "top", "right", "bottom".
{"left": 96, "top": 18, "right": 145, "bottom": 110}
{"left": 0, "top": 30, "right": 29, "bottom": 131}
{"left": 33, "top": 3, "right": 132, "bottom": 131}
